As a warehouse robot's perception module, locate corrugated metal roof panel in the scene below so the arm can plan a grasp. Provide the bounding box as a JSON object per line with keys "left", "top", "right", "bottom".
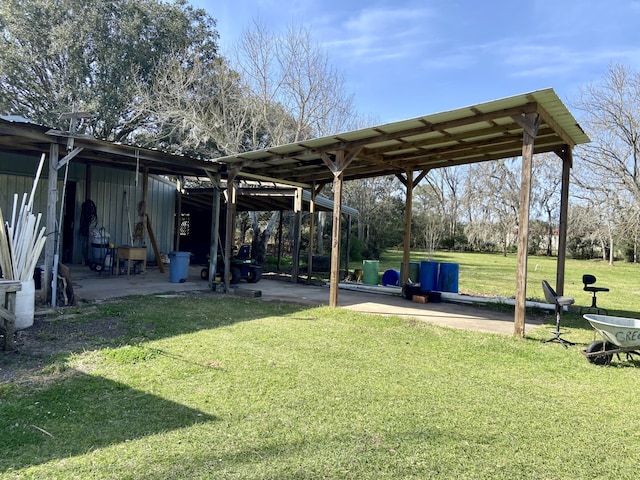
{"left": 213, "top": 88, "right": 589, "bottom": 187}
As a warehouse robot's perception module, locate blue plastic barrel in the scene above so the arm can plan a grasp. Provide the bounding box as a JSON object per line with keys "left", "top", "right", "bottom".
{"left": 438, "top": 262, "right": 459, "bottom": 293}
{"left": 169, "top": 251, "right": 191, "bottom": 283}
{"left": 419, "top": 260, "right": 439, "bottom": 292}
{"left": 381, "top": 269, "right": 400, "bottom": 286}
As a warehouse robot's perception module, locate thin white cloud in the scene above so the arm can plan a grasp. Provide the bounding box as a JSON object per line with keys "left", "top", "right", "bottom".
{"left": 497, "top": 40, "right": 640, "bottom": 79}
{"left": 321, "top": 6, "right": 435, "bottom": 63}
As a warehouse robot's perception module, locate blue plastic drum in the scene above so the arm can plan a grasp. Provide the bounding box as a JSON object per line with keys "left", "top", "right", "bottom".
{"left": 419, "top": 260, "right": 439, "bottom": 292}
{"left": 381, "top": 269, "right": 400, "bottom": 286}
{"left": 438, "top": 262, "right": 459, "bottom": 293}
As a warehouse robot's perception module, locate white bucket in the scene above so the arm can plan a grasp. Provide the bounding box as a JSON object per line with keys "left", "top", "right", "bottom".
{"left": 15, "top": 279, "right": 35, "bottom": 330}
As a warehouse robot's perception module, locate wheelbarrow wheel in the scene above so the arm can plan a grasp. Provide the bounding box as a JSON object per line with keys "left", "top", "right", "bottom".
{"left": 585, "top": 340, "right": 614, "bottom": 366}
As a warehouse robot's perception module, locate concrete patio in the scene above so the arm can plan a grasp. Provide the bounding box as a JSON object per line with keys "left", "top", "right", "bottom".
{"left": 38, "top": 263, "right": 544, "bottom": 336}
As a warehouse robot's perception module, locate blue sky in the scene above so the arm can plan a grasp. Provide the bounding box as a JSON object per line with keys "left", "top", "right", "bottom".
{"left": 191, "top": 0, "right": 640, "bottom": 124}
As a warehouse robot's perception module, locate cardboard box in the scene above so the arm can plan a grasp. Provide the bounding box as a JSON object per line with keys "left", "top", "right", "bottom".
{"left": 412, "top": 295, "right": 428, "bottom": 304}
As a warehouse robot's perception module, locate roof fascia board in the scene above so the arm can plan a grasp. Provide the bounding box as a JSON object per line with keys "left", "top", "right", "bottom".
{"left": 236, "top": 170, "right": 310, "bottom": 188}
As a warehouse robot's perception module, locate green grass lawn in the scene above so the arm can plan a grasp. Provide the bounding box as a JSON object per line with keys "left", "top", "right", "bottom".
{"left": 368, "top": 249, "right": 640, "bottom": 316}
{"left": 2, "top": 289, "right": 640, "bottom": 479}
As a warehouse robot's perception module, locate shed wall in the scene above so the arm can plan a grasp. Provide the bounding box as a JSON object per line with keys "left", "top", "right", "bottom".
{"left": 0, "top": 155, "right": 176, "bottom": 266}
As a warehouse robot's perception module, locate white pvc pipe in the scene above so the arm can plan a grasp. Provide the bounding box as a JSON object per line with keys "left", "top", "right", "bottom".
{"left": 333, "top": 282, "right": 558, "bottom": 311}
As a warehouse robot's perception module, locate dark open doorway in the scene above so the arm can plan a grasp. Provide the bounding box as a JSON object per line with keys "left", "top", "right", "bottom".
{"left": 62, "top": 181, "right": 76, "bottom": 263}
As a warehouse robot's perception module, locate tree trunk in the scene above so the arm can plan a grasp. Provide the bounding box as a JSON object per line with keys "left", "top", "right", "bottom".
{"left": 609, "top": 234, "right": 614, "bottom": 265}
{"left": 250, "top": 211, "right": 279, "bottom": 264}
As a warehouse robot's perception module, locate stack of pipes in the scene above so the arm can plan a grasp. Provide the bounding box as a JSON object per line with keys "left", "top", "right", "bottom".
{"left": 0, "top": 154, "right": 47, "bottom": 282}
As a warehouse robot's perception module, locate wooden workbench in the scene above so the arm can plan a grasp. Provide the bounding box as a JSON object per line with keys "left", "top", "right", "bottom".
{"left": 116, "top": 246, "right": 147, "bottom": 276}
{"left": 0, "top": 280, "right": 21, "bottom": 351}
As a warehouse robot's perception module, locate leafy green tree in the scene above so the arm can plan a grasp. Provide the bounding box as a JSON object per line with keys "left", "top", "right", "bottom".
{"left": 0, "top": 0, "right": 219, "bottom": 141}
{"left": 342, "top": 177, "right": 405, "bottom": 258}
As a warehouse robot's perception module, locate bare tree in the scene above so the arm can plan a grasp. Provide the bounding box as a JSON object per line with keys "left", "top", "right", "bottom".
{"left": 412, "top": 182, "right": 447, "bottom": 253}
{"left": 532, "top": 153, "right": 562, "bottom": 256}
{"left": 227, "top": 21, "right": 359, "bottom": 258}
{"left": 232, "top": 21, "right": 357, "bottom": 143}
{"left": 462, "top": 159, "right": 521, "bottom": 255}
{"left": 418, "top": 166, "right": 466, "bottom": 243}
{"left": 131, "top": 54, "right": 265, "bottom": 157}
{"left": 571, "top": 64, "right": 640, "bottom": 262}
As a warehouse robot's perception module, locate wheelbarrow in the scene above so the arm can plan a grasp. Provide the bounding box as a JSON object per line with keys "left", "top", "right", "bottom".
{"left": 582, "top": 314, "right": 640, "bottom": 365}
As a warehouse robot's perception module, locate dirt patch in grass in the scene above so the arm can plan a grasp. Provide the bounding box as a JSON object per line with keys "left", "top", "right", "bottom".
{"left": 0, "top": 311, "right": 137, "bottom": 384}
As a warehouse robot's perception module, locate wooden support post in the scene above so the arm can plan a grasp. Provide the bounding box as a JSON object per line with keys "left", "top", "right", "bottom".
{"left": 329, "top": 169, "right": 343, "bottom": 307}
{"left": 209, "top": 174, "right": 221, "bottom": 289}
{"left": 556, "top": 147, "right": 572, "bottom": 295}
{"left": 307, "top": 185, "right": 316, "bottom": 284}
{"left": 514, "top": 113, "right": 540, "bottom": 337}
{"left": 322, "top": 148, "right": 360, "bottom": 307}
{"left": 44, "top": 143, "right": 59, "bottom": 305}
{"left": 224, "top": 171, "right": 238, "bottom": 293}
{"left": 276, "top": 211, "right": 284, "bottom": 272}
{"left": 145, "top": 215, "right": 164, "bottom": 273}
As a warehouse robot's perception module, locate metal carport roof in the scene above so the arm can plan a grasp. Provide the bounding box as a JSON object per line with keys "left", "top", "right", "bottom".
{"left": 213, "top": 88, "right": 589, "bottom": 186}
{"left": 210, "top": 88, "right": 590, "bottom": 337}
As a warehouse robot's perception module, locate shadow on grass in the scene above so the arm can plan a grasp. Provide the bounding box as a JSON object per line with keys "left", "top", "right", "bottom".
{"left": 0, "top": 369, "right": 215, "bottom": 471}
{"left": 2, "top": 294, "right": 308, "bottom": 382}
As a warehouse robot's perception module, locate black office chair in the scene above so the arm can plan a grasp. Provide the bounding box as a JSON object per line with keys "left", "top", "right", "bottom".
{"left": 579, "top": 274, "right": 609, "bottom": 315}
{"left": 541, "top": 280, "right": 575, "bottom": 347}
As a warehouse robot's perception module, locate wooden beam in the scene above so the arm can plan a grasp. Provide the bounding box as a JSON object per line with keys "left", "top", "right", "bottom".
{"left": 362, "top": 123, "right": 518, "bottom": 158}
{"left": 395, "top": 172, "right": 408, "bottom": 188}
{"left": 145, "top": 215, "right": 164, "bottom": 273}
{"left": 234, "top": 171, "right": 310, "bottom": 188}
{"left": 209, "top": 174, "right": 221, "bottom": 289}
{"left": 329, "top": 150, "right": 346, "bottom": 307}
{"left": 556, "top": 146, "right": 571, "bottom": 295}
{"left": 514, "top": 113, "right": 540, "bottom": 336}
{"left": 54, "top": 146, "right": 83, "bottom": 170}
{"left": 413, "top": 169, "right": 429, "bottom": 187}
{"left": 512, "top": 112, "right": 541, "bottom": 138}
{"left": 232, "top": 103, "right": 540, "bottom": 167}
{"left": 307, "top": 184, "right": 316, "bottom": 284}
{"left": 223, "top": 168, "right": 240, "bottom": 293}
{"left": 44, "top": 143, "right": 59, "bottom": 305}
{"left": 535, "top": 104, "right": 576, "bottom": 148}
{"left": 401, "top": 168, "right": 414, "bottom": 285}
